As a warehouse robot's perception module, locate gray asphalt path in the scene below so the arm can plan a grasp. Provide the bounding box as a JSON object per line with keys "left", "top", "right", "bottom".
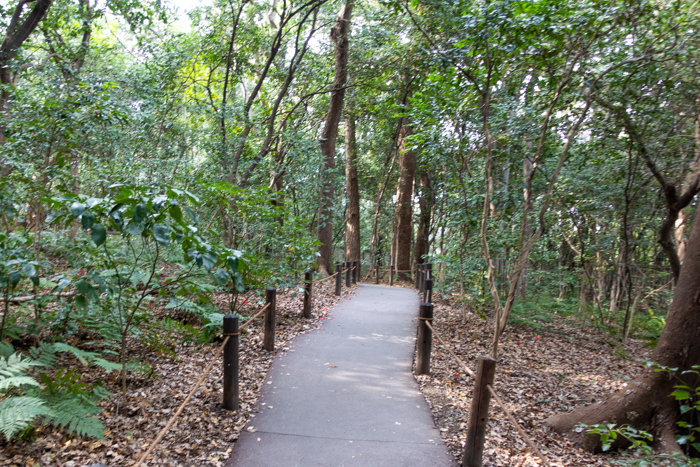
{"left": 226, "top": 283, "right": 457, "bottom": 467}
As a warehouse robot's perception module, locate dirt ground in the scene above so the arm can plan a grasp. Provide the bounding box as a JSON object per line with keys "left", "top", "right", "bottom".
{"left": 0, "top": 279, "right": 356, "bottom": 467}
{"left": 414, "top": 295, "right": 653, "bottom": 467}
{"left": 2, "top": 277, "right": 654, "bottom": 467}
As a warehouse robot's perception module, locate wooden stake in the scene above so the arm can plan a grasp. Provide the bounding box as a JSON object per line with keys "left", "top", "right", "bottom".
{"left": 390, "top": 265, "right": 394, "bottom": 286}
{"left": 416, "top": 303, "right": 433, "bottom": 375}
{"left": 352, "top": 260, "right": 358, "bottom": 284}
{"left": 424, "top": 277, "right": 433, "bottom": 304}
{"left": 223, "top": 314, "right": 239, "bottom": 411}
{"left": 335, "top": 263, "right": 342, "bottom": 296}
{"left": 263, "top": 287, "right": 276, "bottom": 351}
{"left": 303, "top": 271, "right": 312, "bottom": 318}
{"left": 345, "top": 261, "right": 351, "bottom": 287}
{"left": 375, "top": 263, "right": 379, "bottom": 284}
{"left": 463, "top": 356, "right": 497, "bottom": 467}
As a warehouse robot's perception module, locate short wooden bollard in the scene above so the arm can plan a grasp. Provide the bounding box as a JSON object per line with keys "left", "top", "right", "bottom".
{"left": 352, "top": 260, "right": 358, "bottom": 284}
{"left": 422, "top": 263, "right": 432, "bottom": 294}
{"left": 423, "top": 277, "right": 433, "bottom": 303}
{"left": 415, "top": 263, "right": 422, "bottom": 289}
{"left": 463, "top": 356, "right": 497, "bottom": 467}
{"left": 335, "top": 263, "right": 342, "bottom": 296}
{"left": 389, "top": 265, "right": 394, "bottom": 286}
{"left": 357, "top": 260, "right": 361, "bottom": 282}
{"left": 416, "top": 303, "right": 433, "bottom": 375}
{"left": 375, "top": 263, "right": 379, "bottom": 284}
{"left": 263, "top": 287, "right": 276, "bottom": 351}
{"left": 345, "top": 261, "right": 351, "bottom": 287}
{"left": 303, "top": 271, "right": 312, "bottom": 318}
{"left": 223, "top": 314, "right": 239, "bottom": 411}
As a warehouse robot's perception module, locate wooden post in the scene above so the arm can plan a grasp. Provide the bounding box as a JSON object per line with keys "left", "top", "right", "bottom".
{"left": 424, "top": 263, "right": 432, "bottom": 294}
{"left": 335, "top": 263, "right": 342, "bottom": 296}
{"left": 424, "top": 277, "right": 433, "bottom": 304}
{"left": 352, "top": 260, "right": 358, "bottom": 284}
{"left": 462, "top": 356, "right": 497, "bottom": 467}
{"left": 345, "top": 261, "right": 351, "bottom": 287}
{"left": 416, "top": 302, "right": 433, "bottom": 375}
{"left": 419, "top": 264, "right": 425, "bottom": 292}
{"left": 375, "top": 263, "right": 379, "bottom": 284}
{"left": 390, "top": 265, "right": 394, "bottom": 286}
{"left": 223, "top": 314, "right": 239, "bottom": 411}
{"left": 357, "top": 259, "right": 361, "bottom": 282}
{"left": 415, "top": 263, "right": 421, "bottom": 289}
{"left": 263, "top": 287, "right": 276, "bottom": 351}
{"left": 303, "top": 270, "right": 312, "bottom": 318}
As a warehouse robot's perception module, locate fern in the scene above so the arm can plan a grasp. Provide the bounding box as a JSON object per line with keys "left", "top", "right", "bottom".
{"left": 50, "top": 343, "right": 121, "bottom": 373}
{"left": 43, "top": 396, "right": 104, "bottom": 439}
{"left": 0, "top": 396, "right": 48, "bottom": 441}
{"left": 0, "top": 342, "right": 114, "bottom": 441}
{"left": 0, "top": 353, "right": 44, "bottom": 391}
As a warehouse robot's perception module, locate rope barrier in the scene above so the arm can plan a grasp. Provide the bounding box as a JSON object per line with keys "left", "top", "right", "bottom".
{"left": 310, "top": 271, "right": 339, "bottom": 284}
{"left": 134, "top": 301, "right": 270, "bottom": 467}
{"left": 487, "top": 384, "right": 551, "bottom": 467}
{"left": 423, "top": 320, "right": 551, "bottom": 467}
{"left": 239, "top": 303, "right": 270, "bottom": 331}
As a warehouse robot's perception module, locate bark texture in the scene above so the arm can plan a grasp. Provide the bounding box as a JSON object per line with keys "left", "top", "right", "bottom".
{"left": 344, "top": 114, "right": 360, "bottom": 263}
{"left": 393, "top": 124, "right": 415, "bottom": 281}
{"left": 546, "top": 207, "right": 700, "bottom": 453}
{"left": 1, "top": 0, "right": 53, "bottom": 145}
{"left": 316, "top": 1, "right": 352, "bottom": 275}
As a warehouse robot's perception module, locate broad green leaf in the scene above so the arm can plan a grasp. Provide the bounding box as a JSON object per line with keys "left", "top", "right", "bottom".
{"left": 70, "top": 202, "right": 86, "bottom": 217}
{"left": 91, "top": 224, "right": 107, "bottom": 247}
{"left": 80, "top": 211, "right": 95, "bottom": 230}
{"left": 76, "top": 279, "right": 91, "bottom": 296}
{"left": 169, "top": 205, "right": 183, "bottom": 222}
{"left": 9, "top": 270, "right": 20, "bottom": 289}
{"left": 133, "top": 203, "right": 148, "bottom": 223}
{"left": 127, "top": 221, "right": 145, "bottom": 235}
{"left": 153, "top": 223, "right": 170, "bottom": 246}
{"left": 21, "top": 263, "right": 36, "bottom": 278}
{"left": 670, "top": 389, "right": 690, "bottom": 401}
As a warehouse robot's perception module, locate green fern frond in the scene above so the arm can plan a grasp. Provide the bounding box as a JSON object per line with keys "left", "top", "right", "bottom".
{"left": 50, "top": 342, "right": 121, "bottom": 373}
{"left": 44, "top": 396, "right": 104, "bottom": 439}
{"left": 0, "top": 353, "right": 44, "bottom": 391}
{"left": 0, "top": 375, "right": 40, "bottom": 391}
{"left": 0, "top": 342, "right": 14, "bottom": 358}
{"left": 0, "top": 396, "right": 48, "bottom": 441}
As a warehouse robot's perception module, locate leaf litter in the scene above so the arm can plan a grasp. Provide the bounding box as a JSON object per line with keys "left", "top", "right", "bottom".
{"left": 414, "top": 296, "right": 653, "bottom": 466}
{"left": 0, "top": 280, "right": 357, "bottom": 466}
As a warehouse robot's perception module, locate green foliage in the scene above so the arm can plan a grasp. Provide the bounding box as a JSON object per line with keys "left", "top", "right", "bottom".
{"left": 580, "top": 423, "right": 653, "bottom": 454}
{"left": 0, "top": 342, "right": 111, "bottom": 441}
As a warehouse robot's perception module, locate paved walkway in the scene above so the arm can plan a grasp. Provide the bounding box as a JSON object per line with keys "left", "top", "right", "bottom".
{"left": 226, "top": 283, "right": 457, "bottom": 467}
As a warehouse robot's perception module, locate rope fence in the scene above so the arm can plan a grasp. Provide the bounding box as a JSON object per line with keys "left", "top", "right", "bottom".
{"left": 423, "top": 313, "right": 551, "bottom": 467}
{"left": 134, "top": 302, "right": 271, "bottom": 467}
{"left": 137, "top": 258, "right": 366, "bottom": 465}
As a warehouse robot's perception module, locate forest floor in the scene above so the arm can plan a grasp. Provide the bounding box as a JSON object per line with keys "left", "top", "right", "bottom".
{"left": 2, "top": 278, "right": 654, "bottom": 467}
{"left": 408, "top": 287, "right": 654, "bottom": 466}
{"left": 0, "top": 280, "right": 357, "bottom": 467}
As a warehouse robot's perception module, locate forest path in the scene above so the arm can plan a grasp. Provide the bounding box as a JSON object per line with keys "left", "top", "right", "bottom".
{"left": 226, "top": 283, "right": 457, "bottom": 467}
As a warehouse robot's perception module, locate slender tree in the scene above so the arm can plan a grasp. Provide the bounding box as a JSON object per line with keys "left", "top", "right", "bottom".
{"left": 316, "top": 0, "right": 352, "bottom": 275}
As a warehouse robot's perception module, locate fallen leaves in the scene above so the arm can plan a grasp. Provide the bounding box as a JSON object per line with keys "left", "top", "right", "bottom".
{"left": 414, "top": 297, "right": 652, "bottom": 467}
{"left": 0, "top": 280, "right": 357, "bottom": 467}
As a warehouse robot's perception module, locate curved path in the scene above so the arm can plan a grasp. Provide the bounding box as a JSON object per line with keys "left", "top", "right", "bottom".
{"left": 226, "top": 283, "right": 457, "bottom": 467}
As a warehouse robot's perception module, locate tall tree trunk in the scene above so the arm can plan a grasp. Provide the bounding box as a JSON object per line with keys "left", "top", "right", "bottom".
{"left": 0, "top": 0, "right": 53, "bottom": 148}
{"left": 547, "top": 205, "right": 700, "bottom": 454}
{"left": 393, "top": 124, "right": 416, "bottom": 281}
{"left": 413, "top": 170, "right": 432, "bottom": 269}
{"left": 344, "top": 114, "right": 360, "bottom": 263}
{"left": 316, "top": 0, "right": 352, "bottom": 275}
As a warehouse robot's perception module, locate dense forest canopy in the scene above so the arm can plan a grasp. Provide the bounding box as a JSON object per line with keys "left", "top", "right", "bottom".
{"left": 1, "top": 0, "right": 700, "bottom": 462}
